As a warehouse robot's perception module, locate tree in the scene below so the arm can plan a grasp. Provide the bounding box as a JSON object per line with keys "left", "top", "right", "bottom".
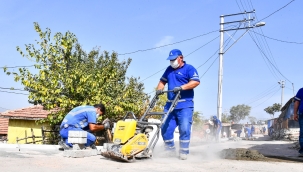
{"left": 264, "top": 103, "right": 281, "bottom": 118}
{"left": 248, "top": 116, "right": 257, "bottom": 125}
{"left": 221, "top": 112, "right": 231, "bottom": 123}
{"left": 229, "top": 104, "right": 251, "bottom": 123}
{"left": 3, "top": 23, "right": 148, "bottom": 124}
{"left": 192, "top": 111, "right": 204, "bottom": 131}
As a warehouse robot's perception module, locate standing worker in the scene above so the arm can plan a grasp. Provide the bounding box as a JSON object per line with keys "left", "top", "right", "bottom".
{"left": 58, "top": 103, "right": 110, "bottom": 150}
{"left": 244, "top": 127, "right": 252, "bottom": 140}
{"left": 211, "top": 116, "right": 222, "bottom": 141}
{"left": 294, "top": 88, "right": 303, "bottom": 157}
{"left": 156, "top": 49, "right": 200, "bottom": 160}
{"left": 251, "top": 125, "right": 255, "bottom": 137}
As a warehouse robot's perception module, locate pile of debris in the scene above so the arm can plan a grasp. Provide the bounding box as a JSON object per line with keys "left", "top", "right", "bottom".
{"left": 270, "top": 128, "right": 299, "bottom": 141}
{"left": 220, "top": 148, "right": 265, "bottom": 161}
{"left": 228, "top": 136, "right": 242, "bottom": 142}
{"left": 0, "top": 136, "right": 7, "bottom": 143}
{"left": 289, "top": 141, "right": 300, "bottom": 151}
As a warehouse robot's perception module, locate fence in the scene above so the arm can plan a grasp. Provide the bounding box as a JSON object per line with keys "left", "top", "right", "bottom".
{"left": 16, "top": 126, "right": 60, "bottom": 144}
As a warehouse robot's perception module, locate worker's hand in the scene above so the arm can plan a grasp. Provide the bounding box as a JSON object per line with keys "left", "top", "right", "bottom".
{"left": 156, "top": 89, "right": 164, "bottom": 95}
{"left": 173, "top": 86, "right": 182, "bottom": 93}
{"left": 294, "top": 113, "right": 299, "bottom": 121}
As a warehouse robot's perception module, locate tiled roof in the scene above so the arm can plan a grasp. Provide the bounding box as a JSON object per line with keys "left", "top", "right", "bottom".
{"left": 0, "top": 105, "right": 58, "bottom": 120}
{"left": 0, "top": 117, "right": 9, "bottom": 135}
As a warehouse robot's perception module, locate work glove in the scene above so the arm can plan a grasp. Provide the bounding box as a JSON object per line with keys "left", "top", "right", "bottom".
{"left": 103, "top": 122, "right": 110, "bottom": 130}
{"left": 102, "top": 118, "right": 111, "bottom": 130}
{"left": 156, "top": 89, "right": 164, "bottom": 95}
{"left": 173, "top": 86, "right": 182, "bottom": 93}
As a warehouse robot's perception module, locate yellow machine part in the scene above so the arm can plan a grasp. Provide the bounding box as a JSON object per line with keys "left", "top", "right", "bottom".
{"left": 120, "top": 133, "right": 148, "bottom": 156}
{"left": 113, "top": 120, "right": 137, "bottom": 144}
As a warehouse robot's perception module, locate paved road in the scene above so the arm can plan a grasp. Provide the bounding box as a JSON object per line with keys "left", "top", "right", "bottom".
{"left": 0, "top": 137, "right": 302, "bottom": 172}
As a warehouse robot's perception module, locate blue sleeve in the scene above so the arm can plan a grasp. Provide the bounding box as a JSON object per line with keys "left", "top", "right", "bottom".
{"left": 187, "top": 65, "right": 200, "bottom": 82}
{"left": 87, "top": 111, "right": 97, "bottom": 124}
{"left": 295, "top": 88, "right": 303, "bottom": 101}
{"left": 160, "top": 67, "right": 170, "bottom": 83}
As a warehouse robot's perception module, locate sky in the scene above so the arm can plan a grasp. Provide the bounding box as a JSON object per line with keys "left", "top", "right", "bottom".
{"left": 0, "top": 0, "right": 302, "bottom": 121}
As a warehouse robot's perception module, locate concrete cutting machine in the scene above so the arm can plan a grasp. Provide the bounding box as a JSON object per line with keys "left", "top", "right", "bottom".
{"left": 101, "top": 90, "right": 180, "bottom": 162}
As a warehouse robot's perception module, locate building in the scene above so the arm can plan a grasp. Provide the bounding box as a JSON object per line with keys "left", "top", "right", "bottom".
{"left": 0, "top": 105, "right": 57, "bottom": 144}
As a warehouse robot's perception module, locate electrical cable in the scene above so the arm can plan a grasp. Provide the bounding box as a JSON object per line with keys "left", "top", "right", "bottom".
{"left": 244, "top": 83, "right": 278, "bottom": 103}
{"left": 252, "top": 87, "right": 280, "bottom": 108}
{"left": 0, "top": 106, "right": 9, "bottom": 110}
{"left": 117, "top": 30, "right": 219, "bottom": 56}
{"left": 0, "top": 90, "right": 29, "bottom": 95}
{"left": 0, "top": 87, "right": 27, "bottom": 92}
{"left": 254, "top": 0, "right": 295, "bottom": 24}
{"left": 250, "top": 30, "right": 303, "bottom": 44}
{"left": 248, "top": 31, "right": 293, "bottom": 83}
{"left": 138, "top": 34, "right": 221, "bottom": 83}
{"left": 236, "top": 0, "right": 281, "bottom": 81}
{"left": 247, "top": 0, "right": 281, "bottom": 75}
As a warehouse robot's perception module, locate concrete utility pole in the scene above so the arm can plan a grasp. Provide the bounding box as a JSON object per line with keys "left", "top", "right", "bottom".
{"left": 217, "top": 10, "right": 265, "bottom": 123}
{"left": 278, "top": 80, "right": 285, "bottom": 108}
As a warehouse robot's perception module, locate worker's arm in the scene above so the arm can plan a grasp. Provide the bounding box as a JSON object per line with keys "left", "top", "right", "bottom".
{"left": 156, "top": 80, "right": 166, "bottom": 90}
{"left": 294, "top": 100, "right": 300, "bottom": 121}
{"left": 88, "top": 123, "right": 105, "bottom": 132}
{"left": 180, "top": 80, "right": 200, "bottom": 90}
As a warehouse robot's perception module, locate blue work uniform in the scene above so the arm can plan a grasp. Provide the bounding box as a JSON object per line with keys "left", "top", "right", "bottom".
{"left": 244, "top": 127, "right": 252, "bottom": 138}
{"left": 213, "top": 119, "right": 222, "bottom": 140}
{"left": 59, "top": 105, "right": 98, "bottom": 147}
{"left": 160, "top": 62, "right": 200, "bottom": 154}
{"left": 294, "top": 88, "right": 303, "bottom": 154}
{"left": 251, "top": 125, "right": 255, "bottom": 136}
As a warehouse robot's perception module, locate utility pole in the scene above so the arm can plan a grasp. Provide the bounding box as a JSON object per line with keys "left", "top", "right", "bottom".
{"left": 278, "top": 80, "right": 285, "bottom": 108}
{"left": 217, "top": 10, "right": 259, "bottom": 122}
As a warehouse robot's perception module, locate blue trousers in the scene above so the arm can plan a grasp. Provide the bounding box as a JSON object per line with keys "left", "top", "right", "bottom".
{"left": 59, "top": 127, "right": 96, "bottom": 147}
{"left": 299, "top": 114, "right": 303, "bottom": 154}
{"left": 161, "top": 107, "right": 193, "bottom": 154}
{"left": 215, "top": 126, "right": 222, "bottom": 141}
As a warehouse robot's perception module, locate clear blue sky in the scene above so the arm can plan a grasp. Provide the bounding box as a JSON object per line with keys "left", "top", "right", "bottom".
{"left": 0, "top": 0, "right": 302, "bottom": 121}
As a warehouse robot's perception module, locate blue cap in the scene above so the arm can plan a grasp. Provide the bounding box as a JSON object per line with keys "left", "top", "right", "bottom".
{"left": 167, "top": 49, "right": 182, "bottom": 60}
{"left": 212, "top": 116, "right": 217, "bottom": 120}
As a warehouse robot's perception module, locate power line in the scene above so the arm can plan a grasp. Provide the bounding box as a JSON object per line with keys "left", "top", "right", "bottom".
{"left": 252, "top": 87, "right": 280, "bottom": 108}
{"left": 254, "top": 0, "right": 295, "bottom": 23}
{"left": 117, "top": 30, "right": 219, "bottom": 56}
{"left": 0, "top": 106, "right": 9, "bottom": 110}
{"left": 236, "top": 0, "right": 281, "bottom": 81}
{"left": 0, "top": 65, "right": 35, "bottom": 69}
{"left": 248, "top": 31, "right": 293, "bottom": 84}
{"left": 138, "top": 34, "right": 221, "bottom": 83}
{"left": 247, "top": 86, "right": 280, "bottom": 105}
{"left": 250, "top": 30, "right": 303, "bottom": 44}
{"left": 0, "top": 87, "right": 27, "bottom": 92}
{"left": 0, "top": 90, "right": 29, "bottom": 95}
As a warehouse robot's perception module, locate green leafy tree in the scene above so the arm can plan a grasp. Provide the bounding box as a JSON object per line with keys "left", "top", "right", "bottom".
{"left": 3, "top": 22, "right": 148, "bottom": 124}
{"left": 248, "top": 116, "right": 257, "bottom": 125}
{"left": 264, "top": 103, "right": 281, "bottom": 118}
{"left": 192, "top": 111, "right": 204, "bottom": 131}
{"left": 221, "top": 112, "right": 231, "bottom": 123}
{"left": 229, "top": 104, "right": 251, "bottom": 123}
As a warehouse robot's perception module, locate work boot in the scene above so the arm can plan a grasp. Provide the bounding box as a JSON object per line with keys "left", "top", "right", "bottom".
{"left": 58, "top": 140, "right": 72, "bottom": 150}
{"left": 179, "top": 153, "right": 187, "bottom": 160}
{"left": 90, "top": 144, "right": 97, "bottom": 149}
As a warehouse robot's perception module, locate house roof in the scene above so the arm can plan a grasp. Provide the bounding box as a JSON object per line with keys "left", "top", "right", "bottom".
{"left": 0, "top": 117, "right": 9, "bottom": 135}
{"left": 0, "top": 105, "right": 57, "bottom": 120}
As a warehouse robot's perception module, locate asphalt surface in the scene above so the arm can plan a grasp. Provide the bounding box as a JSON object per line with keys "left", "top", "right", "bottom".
{"left": 0, "top": 135, "right": 302, "bottom": 172}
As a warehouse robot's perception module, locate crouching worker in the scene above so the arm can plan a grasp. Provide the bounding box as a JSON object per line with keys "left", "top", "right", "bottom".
{"left": 58, "top": 103, "right": 110, "bottom": 150}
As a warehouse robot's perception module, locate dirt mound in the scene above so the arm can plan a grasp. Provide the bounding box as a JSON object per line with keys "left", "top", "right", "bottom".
{"left": 220, "top": 148, "right": 265, "bottom": 161}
